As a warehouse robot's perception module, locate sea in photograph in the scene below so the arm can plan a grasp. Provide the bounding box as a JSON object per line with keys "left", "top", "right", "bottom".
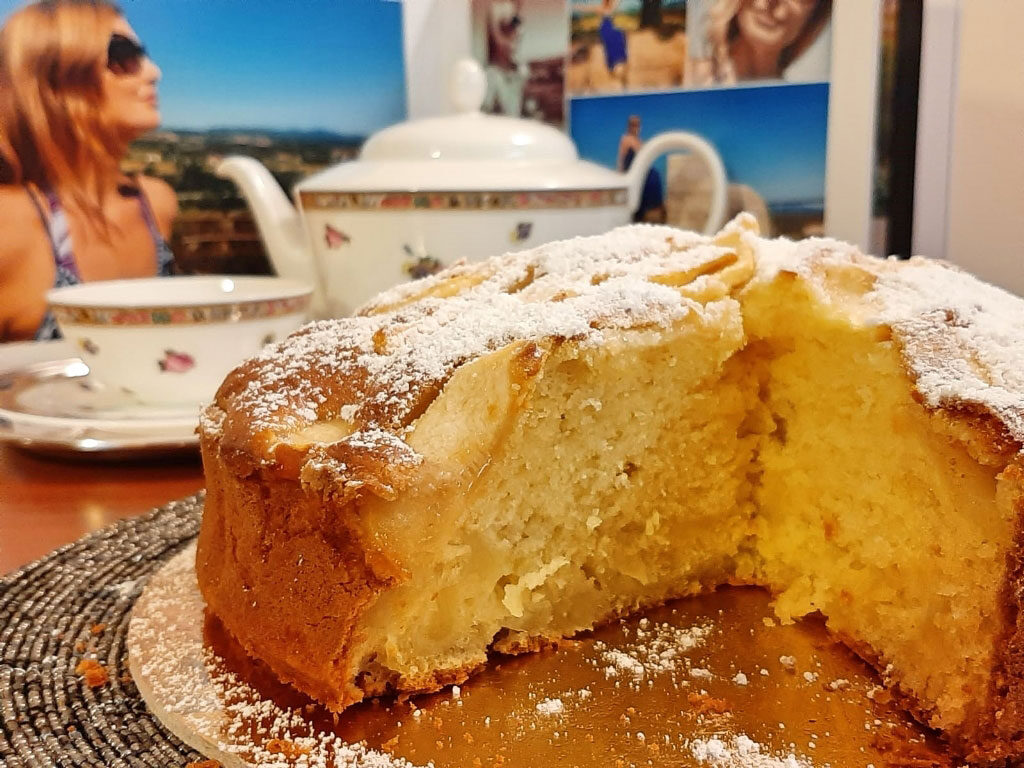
{"left": 569, "top": 82, "right": 830, "bottom": 238}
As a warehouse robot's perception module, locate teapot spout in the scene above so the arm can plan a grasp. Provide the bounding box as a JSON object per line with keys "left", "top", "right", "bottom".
{"left": 216, "top": 156, "right": 321, "bottom": 301}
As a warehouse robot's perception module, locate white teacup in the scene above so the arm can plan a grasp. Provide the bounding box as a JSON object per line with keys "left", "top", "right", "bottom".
{"left": 48, "top": 276, "right": 313, "bottom": 406}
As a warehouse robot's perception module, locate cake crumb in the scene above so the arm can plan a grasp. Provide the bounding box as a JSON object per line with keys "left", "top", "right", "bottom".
{"left": 90, "top": 623, "right": 106, "bottom": 635}
{"left": 687, "top": 692, "right": 729, "bottom": 715}
{"left": 75, "top": 659, "right": 108, "bottom": 688}
{"left": 866, "top": 685, "right": 892, "bottom": 704}
{"left": 779, "top": 655, "right": 797, "bottom": 671}
{"left": 732, "top": 671, "right": 749, "bottom": 686}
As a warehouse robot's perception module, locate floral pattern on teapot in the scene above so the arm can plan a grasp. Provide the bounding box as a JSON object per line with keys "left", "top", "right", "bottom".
{"left": 403, "top": 244, "right": 444, "bottom": 280}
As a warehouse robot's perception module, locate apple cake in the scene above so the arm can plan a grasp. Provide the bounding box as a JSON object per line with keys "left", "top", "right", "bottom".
{"left": 195, "top": 215, "right": 1024, "bottom": 763}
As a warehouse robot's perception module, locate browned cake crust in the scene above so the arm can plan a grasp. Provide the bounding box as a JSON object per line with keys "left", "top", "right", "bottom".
{"left": 980, "top": 459, "right": 1024, "bottom": 764}
{"left": 198, "top": 431, "right": 397, "bottom": 707}
{"left": 195, "top": 220, "right": 1024, "bottom": 763}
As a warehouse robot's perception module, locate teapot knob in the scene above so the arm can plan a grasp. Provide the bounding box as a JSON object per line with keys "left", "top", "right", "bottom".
{"left": 450, "top": 58, "right": 486, "bottom": 114}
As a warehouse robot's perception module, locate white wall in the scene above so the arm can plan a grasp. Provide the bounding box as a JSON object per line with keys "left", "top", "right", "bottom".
{"left": 945, "top": 0, "right": 1024, "bottom": 295}
{"left": 403, "top": 0, "right": 472, "bottom": 119}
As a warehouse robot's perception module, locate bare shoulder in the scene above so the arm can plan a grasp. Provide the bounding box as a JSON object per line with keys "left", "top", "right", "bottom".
{"left": 0, "top": 186, "right": 42, "bottom": 274}
{"left": 138, "top": 175, "right": 179, "bottom": 238}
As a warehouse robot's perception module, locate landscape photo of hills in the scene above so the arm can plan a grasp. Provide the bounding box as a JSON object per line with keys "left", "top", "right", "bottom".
{"left": 125, "top": 129, "right": 366, "bottom": 212}
{"left": 124, "top": 128, "right": 371, "bottom": 274}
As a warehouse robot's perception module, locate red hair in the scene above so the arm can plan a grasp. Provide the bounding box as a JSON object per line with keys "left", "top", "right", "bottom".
{"left": 0, "top": 0, "right": 126, "bottom": 225}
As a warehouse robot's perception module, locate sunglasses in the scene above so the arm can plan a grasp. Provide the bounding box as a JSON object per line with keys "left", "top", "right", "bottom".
{"left": 107, "top": 33, "right": 147, "bottom": 75}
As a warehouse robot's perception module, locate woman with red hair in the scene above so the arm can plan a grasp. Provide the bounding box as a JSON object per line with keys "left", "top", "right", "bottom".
{"left": 0, "top": 0, "right": 177, "bottom": 341}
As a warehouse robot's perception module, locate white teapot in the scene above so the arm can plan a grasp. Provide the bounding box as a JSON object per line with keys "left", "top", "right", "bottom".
{"left": 218, "top": 60, "right": 727, "bottom": 318}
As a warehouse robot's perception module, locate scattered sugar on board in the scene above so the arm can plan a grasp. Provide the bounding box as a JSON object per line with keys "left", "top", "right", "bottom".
{"left": 535, "top": 697, "right": 564, "bottom": 715}
{"left": 689, "top": 734, "right": 813, "bottom": 768}
{"left": 594, "top": 621, "right": 714, "bottom": 679}
{"left": 129, "top": 548, "right": 431, "bottom": 768}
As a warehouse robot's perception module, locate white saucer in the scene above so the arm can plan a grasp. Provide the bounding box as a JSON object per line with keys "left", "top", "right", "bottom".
{"left": 0, "top": 357, "right": 200, "bottom": 458}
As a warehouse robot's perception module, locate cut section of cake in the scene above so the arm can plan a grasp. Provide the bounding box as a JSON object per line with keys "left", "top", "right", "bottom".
{"left": 742, "top": 240, "right": 1024, "bottom": 760}
{"left": 195, "top": 215, "right": 1024, "bottom": 763}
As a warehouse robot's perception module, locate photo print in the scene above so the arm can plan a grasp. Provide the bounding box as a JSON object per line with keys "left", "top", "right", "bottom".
{"left": 0, "top": 0, "right": 407, "bottom": 275}
{"left": 686, "top": 0, "right": 832, "bottom": 87}
{"left": 470, "top": 0, "right": 570, "bottom": 125}
{"left": 569, "top": 83, "right": 830, "bottom": 238}
{"left": 568, "top": 0, "right": 687, "bottom": 94}
{"left": 567, "top": 0, "right": 832, "bottom": 95}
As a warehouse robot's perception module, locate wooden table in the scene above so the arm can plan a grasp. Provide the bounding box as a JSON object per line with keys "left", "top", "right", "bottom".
{"left": 0, "top": 443, "right": 204, "bottom": 575}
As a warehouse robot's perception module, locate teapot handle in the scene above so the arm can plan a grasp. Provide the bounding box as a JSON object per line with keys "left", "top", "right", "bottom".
{"left": 624, "top": 132, "right": 728, "bottom": 235}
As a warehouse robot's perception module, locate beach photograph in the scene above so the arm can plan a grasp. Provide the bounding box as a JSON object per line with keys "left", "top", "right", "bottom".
{"left": 569, "top": 82, "right": 830, "bottom": 237}
{"left": 568, "top": 0, "right": 688, "bottom": 95}
{"left": 568, "top": 0, "right": 833, "bottom": 96}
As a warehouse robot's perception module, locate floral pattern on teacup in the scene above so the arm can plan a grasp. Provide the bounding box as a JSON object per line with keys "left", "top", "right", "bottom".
{"left": 158, "top": 350, "right": 195, "bottom": 373}
{"left": 510, "top": 222, "right": 533, "bottom": 243}
{"left": 50, "top": 295, "right": 311, "bottom": 327}
{"left": 77, "top": 337, "right": 99, "bottom": 355}
{"left": 324, "top": 224, "right": 350, "bottom": 249}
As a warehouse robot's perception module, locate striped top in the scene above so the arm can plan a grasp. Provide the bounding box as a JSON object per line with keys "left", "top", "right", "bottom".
{"left": 29, "top": 183, "right": 175, "bottom": 341}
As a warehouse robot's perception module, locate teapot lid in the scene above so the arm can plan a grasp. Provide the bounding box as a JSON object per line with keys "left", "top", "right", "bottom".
{"left": 296, "top": 60, "right": 624, "bottom": 194}
{"left": 360, "top": 60, "right": 579, "bottom": 164}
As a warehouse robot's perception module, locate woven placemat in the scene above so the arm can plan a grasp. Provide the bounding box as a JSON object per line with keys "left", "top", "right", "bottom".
{"left": 0, "top": 494, "right": 204, "bottom": 768}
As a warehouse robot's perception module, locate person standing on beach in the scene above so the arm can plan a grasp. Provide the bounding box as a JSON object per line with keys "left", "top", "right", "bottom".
{"left": 617, "top": 115, "right": 665, "bottom": 223}
{"left": 574, "top": 0, "right": 628, "bottom": 88}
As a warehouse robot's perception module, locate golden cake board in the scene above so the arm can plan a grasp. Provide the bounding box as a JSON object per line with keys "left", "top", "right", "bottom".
{"left": 128, "top": 543, "right": 950, "bottom": 767}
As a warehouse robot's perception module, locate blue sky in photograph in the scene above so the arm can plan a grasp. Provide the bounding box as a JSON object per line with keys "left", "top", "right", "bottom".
{"left": 569, "top": 83, "right": 830, "bottom": 209}
{"left": 0, "top": 0, "right": 407, "bottom": 135}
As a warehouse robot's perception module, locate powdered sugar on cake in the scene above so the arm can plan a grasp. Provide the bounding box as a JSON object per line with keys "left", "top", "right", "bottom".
{"left": 750, "top": 232, "right": 1024, "bottom": 447}
{"left": 203, "top": 218, "right": 1023, "bottom": 484}
{"left": 201, "top": 223, "right": 750, "bottom": 473}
